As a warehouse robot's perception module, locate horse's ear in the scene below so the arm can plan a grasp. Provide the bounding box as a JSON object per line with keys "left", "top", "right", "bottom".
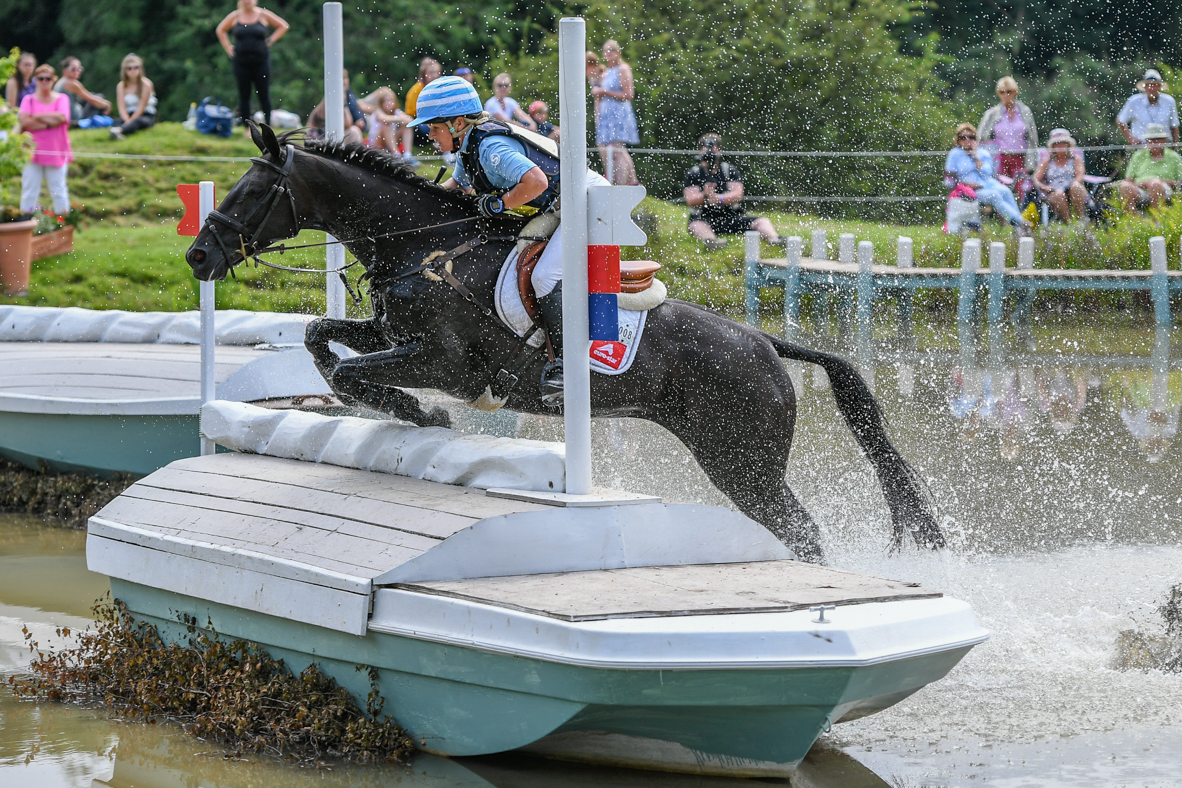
{"left": 247, "top": 119, "right": 267, "bottom": 153}
{"left": 259, "top": 123, "right": 283, "bottom": 161}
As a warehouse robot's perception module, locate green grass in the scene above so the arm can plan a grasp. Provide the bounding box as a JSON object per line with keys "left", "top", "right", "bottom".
{"left": 5, "top": 121, "right": 1182, "bottom": 317}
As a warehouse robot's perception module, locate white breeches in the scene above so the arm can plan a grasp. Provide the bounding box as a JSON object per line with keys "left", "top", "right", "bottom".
{"left": 530, "top": 170, "right": 610, "bottom": 298}
{"left": 21, "top": 163, "right": 70, "bottom": 214}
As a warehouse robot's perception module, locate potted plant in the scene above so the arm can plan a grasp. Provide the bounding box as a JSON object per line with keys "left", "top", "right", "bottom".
{"left": 0, "top": 47, "right": 35, "bottom": 296}
{"left": 30, "top": 202, "right": 84, "bottom": 260}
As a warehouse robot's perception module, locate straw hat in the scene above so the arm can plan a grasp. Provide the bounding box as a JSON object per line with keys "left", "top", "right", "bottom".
{"left": 1047, "top": 128, "right": 1076, "bottom": 147}
{"left": 1137, "top": 68, "right": 1170, "bottom": 93}
{"left": 1144, "top": 123, "right": 1171, "bottom": 140}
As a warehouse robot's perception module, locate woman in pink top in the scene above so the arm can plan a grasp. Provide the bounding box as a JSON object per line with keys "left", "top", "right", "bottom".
{"left": 18, "top": 64, "right": 73, "bottom": 214}
{"left": 978, "top": 76, "right": 1040, "bottom": 179}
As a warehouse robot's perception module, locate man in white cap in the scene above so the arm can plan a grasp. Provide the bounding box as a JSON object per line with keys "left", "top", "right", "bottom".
{"left": 1118, "top": 124, "right": 1182, "bottom": 210}
{"left": 1117, "top": 69, "right": 1179, "bottom": 145}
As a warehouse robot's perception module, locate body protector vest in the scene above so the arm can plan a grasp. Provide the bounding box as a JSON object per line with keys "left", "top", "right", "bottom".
{"left": 460, "top": 121, "right": 561, "bottom": 213}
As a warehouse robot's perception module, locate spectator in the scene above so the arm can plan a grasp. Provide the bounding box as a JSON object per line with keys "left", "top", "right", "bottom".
{"left": 484, "top": 73, "right": 536, "bottom": 130}
{"left": 17, "top": 65, "right": 72, "bottom": 214}
{"left": 528, "top": 100, "right": 559, "bottom": 141}
{"left": 1118, "top": 69, "right": 1179, "bottom": 145}
{"left": 363, "top": 87, "right": 412, "bottom": 155}
{"left": 684, "top": 134, "right": 780, "bottom": 251}
{"left": 216, "top": 0, "right": 289, "bottom": 128}
{"left": 945, "top": 122, "right": 1032, "bottom": 233}
{"left": 110, "top": 54, "right": 156, "bottom": 140}
{"left": 593, "top": 40, "right": 639, "bottom": 185}
{"left": 404, "top": 58, "right": 441, "bottom": 162}
{"left": 978, "top": 76, "right": 1039, "bottom": 177}
{"left": 585, "top": 51, "right": 604, "bottom": 121}
{"left": 54, "top": 57, "right": 110, "bottom": 125}
{"left": 455, "top": 67, "right": 474, "bottom": 84}
{"left": 308, "top": 71, "right": 367, "bottom": 145}
{"left": 1032, "top": 128, "right": 1087, "bottom": 222}
{"left": 4, "top": 51, "right": 36, "bottom": 110}
{"left": 1118, "top": 124, "right": 1182, "bottom": 211}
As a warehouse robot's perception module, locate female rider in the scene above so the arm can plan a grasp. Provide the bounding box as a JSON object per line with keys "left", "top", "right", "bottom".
{"left": 408, "top": 76, "right": 608, "bottom": 407}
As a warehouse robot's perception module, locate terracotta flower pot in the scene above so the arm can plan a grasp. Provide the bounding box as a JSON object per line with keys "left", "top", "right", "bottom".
{"left": 0, "top": 219, "right": 38, "bottom": 296}
{"left": 31, "top": 225, "right": 75, "bottom": 261}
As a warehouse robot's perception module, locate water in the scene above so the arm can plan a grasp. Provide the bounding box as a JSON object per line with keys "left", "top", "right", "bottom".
{"left": 2, "top": 320, "right": 1181, "bottom": 786}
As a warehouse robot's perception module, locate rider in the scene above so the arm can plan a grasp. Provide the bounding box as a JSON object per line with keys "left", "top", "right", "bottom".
{"left": 407, "top": 75, "right": 607, "bottom": 407}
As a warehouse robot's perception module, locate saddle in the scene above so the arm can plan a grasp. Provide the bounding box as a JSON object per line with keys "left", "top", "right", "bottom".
{"left": 516, "top": 240, "right": 662, "bottom": 324}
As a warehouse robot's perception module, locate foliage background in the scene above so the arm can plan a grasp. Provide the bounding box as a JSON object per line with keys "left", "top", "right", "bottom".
{"left": 2, "top": 0, "right": 1178, "bottom": 216}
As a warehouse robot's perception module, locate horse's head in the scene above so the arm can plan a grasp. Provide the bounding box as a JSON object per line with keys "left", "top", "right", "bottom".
{"left": 186, "top": 122, "right": 303, "bottom": 281}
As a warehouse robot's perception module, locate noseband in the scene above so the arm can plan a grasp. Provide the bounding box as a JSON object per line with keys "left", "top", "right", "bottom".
{"left": 205, "top": 144, "right": 299, "bottom": 270}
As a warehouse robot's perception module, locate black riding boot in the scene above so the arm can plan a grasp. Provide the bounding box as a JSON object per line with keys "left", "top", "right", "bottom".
{"left": 537, "top": 283, "right": 565, "bottom": 407}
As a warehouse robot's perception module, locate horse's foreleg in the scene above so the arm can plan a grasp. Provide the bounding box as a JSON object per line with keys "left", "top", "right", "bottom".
{"left": 304, "top": 317, "right": 391, "bottom": 383}
{"left": 330, "top": 346, "right": 451, "bottom": 428}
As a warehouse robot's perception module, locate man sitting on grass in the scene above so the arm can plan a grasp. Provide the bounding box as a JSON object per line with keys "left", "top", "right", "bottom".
{"left": 1118, "top": 124, "right": 1182, "bottom": 211}
{"left": 683, "top": 133, "right": 781, "bottom": 251}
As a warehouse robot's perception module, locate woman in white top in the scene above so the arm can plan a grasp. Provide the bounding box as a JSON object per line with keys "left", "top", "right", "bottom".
{"left": 110, "top": 54, "right": 156, "bottom": 140}
{"left": 483, "top": 73, "right": 536, "bottom": 130}
{"left": 1032, "top": 128, "right": 1087, "bottom": 221}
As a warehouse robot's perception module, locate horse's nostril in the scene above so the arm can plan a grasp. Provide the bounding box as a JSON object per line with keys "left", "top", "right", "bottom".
{"left": 190, "top": 249, "right": 206, "bottom": 264}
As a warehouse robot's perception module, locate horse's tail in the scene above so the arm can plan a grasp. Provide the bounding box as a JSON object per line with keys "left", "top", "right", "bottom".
{"left": 767, "top": 335, "right": 945, "bottom": 550}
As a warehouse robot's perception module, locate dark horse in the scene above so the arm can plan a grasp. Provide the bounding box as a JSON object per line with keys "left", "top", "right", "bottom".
{"left": 186, "top": 123, "right": 944, "bottom": 562}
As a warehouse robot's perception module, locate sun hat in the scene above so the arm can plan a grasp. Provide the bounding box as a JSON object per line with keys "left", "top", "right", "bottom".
{"left": 407, "top": 76, "right": 483, "bottom": 127}
{"left": 1144, "top": 123, "right": 1171, "bottom": 140}
{"left": 1047, "top": 128, "right": 1076, "bottom": 147}
{"left": 528, "top": 100, "right": 547, "bottom": 115}
{"left": 1137, "top": 69, "right": 1170, "bottom": 92}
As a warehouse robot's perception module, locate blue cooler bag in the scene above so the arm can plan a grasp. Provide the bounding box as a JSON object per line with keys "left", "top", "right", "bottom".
{"left": 196, "top": 97, "right": 235, "bottom": 137}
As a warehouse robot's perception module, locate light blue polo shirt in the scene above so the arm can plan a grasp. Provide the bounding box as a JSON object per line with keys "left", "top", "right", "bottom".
{"left": 452, "top": 132, "right": 537, "bottom": 192}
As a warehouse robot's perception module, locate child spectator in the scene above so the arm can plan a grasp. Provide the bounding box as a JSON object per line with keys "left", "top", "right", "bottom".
{"left": 54, "top": 57, "right": 110, "bottom": 125}
{"left": 363, "top": 87, "right": 412, "bottom": 155}
{"left": 484, "top": 73, "right": 536, "bottom": 130}
{"left": 18, "top": 64, "right": 73, "bottom": 214}
{"left": 110, "top": 54, "right": 157, "bottom": 140}
{"left": 528, "top": 101, "right": 559, "bottom": 141}
{"left": 4, "top": 51, "right": 36, "bottom": 110}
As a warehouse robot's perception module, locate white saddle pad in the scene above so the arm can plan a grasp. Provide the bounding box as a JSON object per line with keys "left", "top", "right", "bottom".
{"left": 494, "top": 248, "right": 647, "bottom": 375}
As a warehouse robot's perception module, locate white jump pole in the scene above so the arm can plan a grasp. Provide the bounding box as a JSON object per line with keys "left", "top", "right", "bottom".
{"left": 559, "top": 17, "right": 591, "bottom": 495}
{"left": 323, "top": 2, "right": 346, "bottom": 319}
{"left": 198, "top": 180, "right": 217, "bottom": 456}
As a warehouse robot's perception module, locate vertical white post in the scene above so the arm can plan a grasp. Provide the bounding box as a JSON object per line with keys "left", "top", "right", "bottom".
{"left": 198, "top": 181, "right": 217, "bottom": 456}
{"left": 323, "top": 2, "right": 346, "bottom": 319}
{"left": 989, "top": 241, "right": 1007, "bottom": 274}
{"left": 606, "top": 145, "right": 615, "bottom": 184}
{"left": 838, "top": 233, "right": 855, "bottom": 265}
{"left": 896, "top": 236, "right": 913, "bottom": 268}
{"left": 1018, "top": 236, "right": 1035, "bottom": 270}
{"left": 744, "top": 230, "right": 761, "bottom": 268}
{"left": 811, "top": 229, "right": 827, "bottom": 261}
{"left": 559, "top": 17, "right": 591, "bottom": 495}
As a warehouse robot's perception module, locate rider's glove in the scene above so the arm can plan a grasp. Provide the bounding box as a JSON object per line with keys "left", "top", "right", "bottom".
{"left": 477, "top": 195, "right": 505, "bottom": 218}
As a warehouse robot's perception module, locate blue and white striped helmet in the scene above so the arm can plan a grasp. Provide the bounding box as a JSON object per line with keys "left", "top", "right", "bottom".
{"left": 408, "top": 77, "right": 483, "bottom": 127}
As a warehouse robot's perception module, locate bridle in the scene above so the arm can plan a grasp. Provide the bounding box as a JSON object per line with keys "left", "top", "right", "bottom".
{"left": 206, "top": 144, "right": 301, "bottom": 271}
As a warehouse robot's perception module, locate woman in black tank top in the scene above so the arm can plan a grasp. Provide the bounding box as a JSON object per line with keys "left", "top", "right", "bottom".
{"left": 216, "top": 0, "right": 289, "bottom": 126}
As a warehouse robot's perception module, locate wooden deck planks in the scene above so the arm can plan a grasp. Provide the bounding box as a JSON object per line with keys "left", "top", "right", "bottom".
{"left": 398, "top": 560, "right": 941, "bottom": 621}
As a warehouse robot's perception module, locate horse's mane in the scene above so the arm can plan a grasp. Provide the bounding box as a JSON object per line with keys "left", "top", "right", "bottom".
{"left": 275, "top": 130, "right": 474, "bottom": 208}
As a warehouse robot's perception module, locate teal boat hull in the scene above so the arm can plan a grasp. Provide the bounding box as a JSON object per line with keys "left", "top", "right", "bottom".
{"left": 113, "top": 579, "right": 971, "bottom": 777}
{"left": 0, "top": 412, "right": 200, "bottom": 476}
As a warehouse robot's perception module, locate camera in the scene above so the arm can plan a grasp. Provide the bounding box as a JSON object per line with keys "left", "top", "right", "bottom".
{"left": 699, "top": 144, "right": 720, "bottom": 170}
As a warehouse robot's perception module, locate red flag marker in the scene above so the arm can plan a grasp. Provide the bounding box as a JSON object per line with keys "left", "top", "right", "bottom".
{"left": 176, "top": 184, "right": 203, "bottom": 237}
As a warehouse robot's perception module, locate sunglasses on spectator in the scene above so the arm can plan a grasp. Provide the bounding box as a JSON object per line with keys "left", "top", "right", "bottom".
{"left": 127, "top": 65, "right": 141, "bottom": 70}
{"left": 958, "top": 134, "right": 976, "bottom": 141}
{"left": 36, "top": 76, "right": 54, "bottom": 82}
{"left": 997, "top": 89, "right": 1015, "bottom": 94}
{"left": 495, "top": 82, "right": 510, "bottom": 88}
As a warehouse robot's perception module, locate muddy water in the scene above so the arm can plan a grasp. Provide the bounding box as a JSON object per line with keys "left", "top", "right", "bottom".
{"left": 3, "top": 319, "right": 1182, "bottom": 786}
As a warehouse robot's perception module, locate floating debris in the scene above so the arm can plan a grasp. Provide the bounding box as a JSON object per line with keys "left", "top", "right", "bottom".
{"left": 8, "top": 599, "right": 413, "bottom": 763}
{"left": 1114, "top": 584, "right": 1182, "bottom": 673}
{"left": 0, "top": 457, "right": 135, "bottom": 528}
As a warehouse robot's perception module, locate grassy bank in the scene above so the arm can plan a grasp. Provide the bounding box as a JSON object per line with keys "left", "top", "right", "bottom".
{"left": 5, "top": 122, "right": 1182, "bottom": 316}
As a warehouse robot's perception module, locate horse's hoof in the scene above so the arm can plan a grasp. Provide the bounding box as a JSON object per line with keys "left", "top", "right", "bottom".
{"left": 424, "top": 407, "right": 452, "bottom": 429}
